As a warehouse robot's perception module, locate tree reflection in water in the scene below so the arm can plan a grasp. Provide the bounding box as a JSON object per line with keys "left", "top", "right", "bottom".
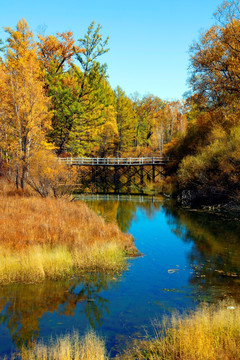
{"left": 163, "top": 202, "right": 240, "bottom": 302}
{"left": 86, "top": 196, "right": 162, "bottom": 232}
{"left": 0, "top": 273, "right": 119, "bottom": 349}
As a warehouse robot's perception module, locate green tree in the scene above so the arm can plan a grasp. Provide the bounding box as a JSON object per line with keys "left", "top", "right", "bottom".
{"left": 68, "top": 22, "right": 110, "bottom": 155}
{"left": 40, "top": 22, "right": 110, "bottom": 156}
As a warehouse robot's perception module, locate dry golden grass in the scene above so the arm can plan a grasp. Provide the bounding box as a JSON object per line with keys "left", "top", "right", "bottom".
{"left": 0, "top": 194, "right": 135, "bottom": 252}
{"left": 0, "top": 243, "right": 127, "bottom": 283}
{"left": 18, "top": 331, "right": 108, "bottom": 360}
{"left": 118, "top": 302, "right": 240, "bottom": 360}
{"left": 0, "top": 181, "right": 136, "bottom": 284}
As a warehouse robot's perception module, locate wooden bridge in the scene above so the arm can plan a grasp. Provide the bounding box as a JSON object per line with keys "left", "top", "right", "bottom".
{"left": 76, "top": 194, "right": 163, "bottom": 203}
{"left": 59, "top": 156, "right": 171, "bottom": 194}
{"left": 59, "top": 156, "right": 170, "bottom": 166}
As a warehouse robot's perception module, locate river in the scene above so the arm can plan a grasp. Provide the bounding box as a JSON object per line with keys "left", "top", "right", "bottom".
{"left": 0, "top": 195, "right": 240, "bottom": 358}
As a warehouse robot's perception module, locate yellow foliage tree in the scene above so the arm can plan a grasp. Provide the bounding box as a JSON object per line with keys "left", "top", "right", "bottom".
{"left": 97, "top": 105, "right": 119, "bottom": 157}
{"left": 0, "top": 19, "right": 52, "bottom": 189}
{"left": 27, "top": 149, "right": 77, "bottom": 197}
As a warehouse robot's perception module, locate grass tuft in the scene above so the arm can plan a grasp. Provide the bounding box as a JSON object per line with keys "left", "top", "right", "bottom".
{"left": 118, "top": 301, "right": 240, "bottom": 360}
{"left": 19, "top": 331, "right": 108, "bottom": 360}
{"left": 0, "top": 243, "right": 126, "bottom": 284}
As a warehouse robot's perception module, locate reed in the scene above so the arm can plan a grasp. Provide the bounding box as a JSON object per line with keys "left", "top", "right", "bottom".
{"left": 19, "top": 331, "right": 108, "bottom": 360}
{"left": 0, "top": 183, "right": 136, "bottom": 284}
{"left": 119, "top": 302, "right": 240, "bottom": 360}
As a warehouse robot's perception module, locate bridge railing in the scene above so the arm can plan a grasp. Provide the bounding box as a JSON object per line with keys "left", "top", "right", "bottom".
{"left": 59, "top": 156, "right": 172, "bottom": 166}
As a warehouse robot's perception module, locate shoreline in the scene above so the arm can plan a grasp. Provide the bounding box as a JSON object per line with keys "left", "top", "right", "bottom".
{"left": 168, "top": 189, "right": 240, "bottom": 215}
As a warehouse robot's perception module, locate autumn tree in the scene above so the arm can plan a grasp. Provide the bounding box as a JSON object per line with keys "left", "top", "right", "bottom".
{"left": 27, "top": 149, "right": 77, "bottom": 197}
{"left": 164, "top": 0, "right": 240, "bottom": 201}
{"left": 38, "top": 31, "right": 81, "bottom": 76}
{"left": 133, "top": 95, "right": 164, "bottom": 150}
{"left": 0, "top": 62, "right": 11, "bottom": 166}
{"left": 155, "top": 100, "right": 187, "bottom": 153}
{"left": 177, "top": 126, "right": 240, "bottom": 200}
{"left": 95, "top": 81, "right": 118, "bottom": 157}
{"left": 0, "top": 39, "right": 4, "bottom": 53}
{"left": 115, "top": 86, "right": 136, "bottom": 156}
{"left": 38, "top": 31, "right": 81, "bottom": 155}
{"left": 39, "top": 22, "right": 110, "bottom": 156}
{"left": 0, "top": 19, "right": 52, "bottom": 189}
{"left": 189, "top": 0, "right": 240, "bottom": 125}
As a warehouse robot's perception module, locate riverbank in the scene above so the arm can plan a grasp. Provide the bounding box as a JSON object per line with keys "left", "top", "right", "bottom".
{"left": 0, "top": 189, "right": 137, "bottom": 284}
{"left": 175, "top": 189, "right": 240, "bottom": 214}
{"left": 119, "top": 301, "right": 240, "bottom": 360}
{"left": 11, "top": 301, "right": 240, "bottom": 360}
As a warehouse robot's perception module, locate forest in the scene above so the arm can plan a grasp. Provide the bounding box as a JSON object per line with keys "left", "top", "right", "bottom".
{"left": 0, "top": 0, "right": 240, "bottom": 205}
{"left": 0, "top": 17, "right": 186, "bottom": 194}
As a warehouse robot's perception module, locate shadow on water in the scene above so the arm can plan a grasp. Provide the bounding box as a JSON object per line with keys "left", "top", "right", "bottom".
{"left": 1, "top": 195, "right": 240, "bottom": 356}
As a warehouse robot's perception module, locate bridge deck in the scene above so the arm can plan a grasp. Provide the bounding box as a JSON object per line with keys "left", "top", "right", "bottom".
{"left": 59, "top": 156, "right": 170, "bottom": 166}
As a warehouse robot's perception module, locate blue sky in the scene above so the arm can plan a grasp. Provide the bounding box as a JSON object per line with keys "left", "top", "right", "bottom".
{"left": 0, "top": 0, "right": 222, "bottom": 100}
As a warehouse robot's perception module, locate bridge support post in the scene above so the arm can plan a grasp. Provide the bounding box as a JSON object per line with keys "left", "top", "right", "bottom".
{"left": 127, "top": 166, "right": 132, "bottom": 194}
{"left": 114, "top": 166, "right": 119, "bottom": 194}
{"left": 91, "top": 166, "right": 95, "bottom": 193}
{"left": 140, "top": 166, "right": 144, "bottom": 194}
{"left": 152, "top": 164, "right": 155, "bottom": 183}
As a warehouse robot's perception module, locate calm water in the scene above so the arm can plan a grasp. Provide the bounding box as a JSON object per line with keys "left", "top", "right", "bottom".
{"left": 1, "top": 195, "right": 240, "bottom": 357}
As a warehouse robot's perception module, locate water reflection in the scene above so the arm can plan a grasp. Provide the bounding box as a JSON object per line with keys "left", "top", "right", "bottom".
{"left": 1, "top": 195, "right": 240, "bottom": 356}
{"left": 0, "top": 273, "right": 119, "bottom": 349}
{"left": 84, "top": 195, "right": 240, "bottom": 302}
{"left": 163, "top": 202, "right": 240, "bottom": 302}
{"left": 80, "top": 195, "right": 162, "bottom": 232}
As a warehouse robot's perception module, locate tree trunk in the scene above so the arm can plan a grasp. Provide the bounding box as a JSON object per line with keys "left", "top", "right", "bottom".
{"left": 15, "top": 166, "right": 19, "bottom": 189}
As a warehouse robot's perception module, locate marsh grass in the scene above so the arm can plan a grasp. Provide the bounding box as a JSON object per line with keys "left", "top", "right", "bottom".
{"left": 119, "top": 302, "right": 240, "bottom": 360}
{"left": 18, "top": 331, "right": 108, "bottom": 360}
{"left": 0, "top": 243, "right": 126, "bottom": 284}
{"left": 0, "top": 183, "right": 136, "bottom": 284}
